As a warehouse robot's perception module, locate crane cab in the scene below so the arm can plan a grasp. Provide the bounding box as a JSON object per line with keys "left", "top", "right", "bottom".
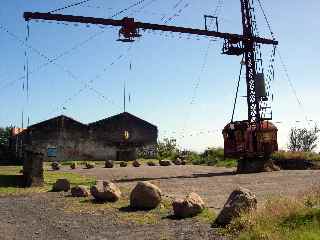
{"left": 223, "top": 120, "right": 278, "bottom": 159}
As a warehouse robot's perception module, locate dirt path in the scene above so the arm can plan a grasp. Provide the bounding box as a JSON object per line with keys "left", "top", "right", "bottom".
{"left": 63, "top": 165, "right": 320, "bottom": 209}
{"left": 0, "top": 192, "right": 224, "bottom": 240}
{"left": 1, "top": 165, "right": 320, "bottom": 240}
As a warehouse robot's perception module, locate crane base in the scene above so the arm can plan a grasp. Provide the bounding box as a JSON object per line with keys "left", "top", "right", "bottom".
{"left": 237, "top": 157, "right": 280, "bottom": 174}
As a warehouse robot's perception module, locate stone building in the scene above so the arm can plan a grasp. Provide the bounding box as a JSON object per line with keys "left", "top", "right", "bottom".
{"left": 10, "top": 112, "right": 158, "bottom": 161}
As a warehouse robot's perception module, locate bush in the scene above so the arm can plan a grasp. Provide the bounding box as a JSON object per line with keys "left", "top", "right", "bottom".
{"left": 157, "top": 138, "right": 179, "bottom": 160}
{"left": 189, "top": 148, "right": 237, "bottom": 168}
{"left": 272, "top": 151, "right": 320, "bottom": 161}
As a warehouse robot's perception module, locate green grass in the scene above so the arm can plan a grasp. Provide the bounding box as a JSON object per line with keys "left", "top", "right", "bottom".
{"left": 0, "top": 165, "right": 96, "bottom": 196}
{"left": 272, "top": 151, "right": 320, "bottom": 161}
{"left": 192, "top": 158, "right": 237, "bottom": 168}
{"left": 224, "top": 187, "right": 320, "bottom": 240}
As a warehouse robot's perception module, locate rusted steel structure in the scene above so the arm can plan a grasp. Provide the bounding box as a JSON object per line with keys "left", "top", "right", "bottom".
{"left": 223, "top": 121, "right": 278, "bottom": 159}
{"left": 24, "top": 0, "right": 279, "bottom": 171}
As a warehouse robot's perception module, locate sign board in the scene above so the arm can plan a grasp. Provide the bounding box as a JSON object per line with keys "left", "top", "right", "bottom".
{"left": 47, "top": 147, "right": 57, "bottom": 157}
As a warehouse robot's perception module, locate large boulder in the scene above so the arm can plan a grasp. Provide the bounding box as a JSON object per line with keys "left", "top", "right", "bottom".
{"left": 52, "top": 179, "right": 70, "bottom": 192}
{"left": 172, "top": 192, "right": 205, "bottom": 218}
{"left": 159, "top": 160, "right": 171, "bottom": 166}
{"left": 214, "top": 187, "right": 257, "bottom": 226}
{"left": 51, "top": 161, "right": 61, "bottom": 171}
{"left": 105, "top": 160, "right": 114, "bottom": 168}
{"left": 71, "top": 185, "right": 90, "bottom": 197}
{"left": 132, "top": 160, "right": 141, "bottom": 167}
{"left": 130, "top": 181, "right": 162, "bottom": 210}
{"left": 90, "top": 181, "right": 121, "bottom": 202}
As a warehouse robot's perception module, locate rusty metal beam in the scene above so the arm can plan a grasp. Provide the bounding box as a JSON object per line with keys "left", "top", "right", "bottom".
{"left": 23, "top": 12, "right": 278, "bottom": 45}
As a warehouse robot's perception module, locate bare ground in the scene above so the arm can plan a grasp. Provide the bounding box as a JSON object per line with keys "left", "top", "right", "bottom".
{"left": 64, "top": 165, "right": 320, "bottom": 209}
{"left": 1, "top": 165, "right": 320, "bottom": 240}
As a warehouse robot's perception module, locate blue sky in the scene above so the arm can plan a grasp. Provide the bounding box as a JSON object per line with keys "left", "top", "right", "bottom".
{"left": 0, "top": 0, "right": 319, "bottom": 151}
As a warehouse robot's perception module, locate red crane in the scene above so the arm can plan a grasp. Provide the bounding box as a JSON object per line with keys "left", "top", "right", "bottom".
{"left": 24, "top": 0, "right": 279, "bottom": 173}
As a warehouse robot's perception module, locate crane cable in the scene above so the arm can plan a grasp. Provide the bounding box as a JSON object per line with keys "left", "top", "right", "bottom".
{"left": 256, "top": 0, "right": 310, "bottom": 124}
{"left": 231, "top": 55, "right": 244, "bottom": 122}
{"left": 0, "top": 0, "right": 154, "bottom": 91}
{"left": 49, "top": 0, "right": 94, "bottom": 13}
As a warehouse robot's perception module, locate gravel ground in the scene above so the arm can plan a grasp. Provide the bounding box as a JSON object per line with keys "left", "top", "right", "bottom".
{"left": 0, "top": 192, "right": 225, "bottom": 240}
{"left": 63, "top": 165, "right": 320, "bottom": 210}
{"left": 1, "top": 165, "right": 320, "bottom": 240}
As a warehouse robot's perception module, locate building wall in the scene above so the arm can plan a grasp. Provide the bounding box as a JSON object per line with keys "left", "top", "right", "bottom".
{"left": 12, "top": 114, "right": 158, "bottom": 161}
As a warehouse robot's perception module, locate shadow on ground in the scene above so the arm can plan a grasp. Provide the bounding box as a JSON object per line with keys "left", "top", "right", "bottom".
{"left": 0, "top": 174, "right": 24, "bottom": 188}
{"left": 114, "top": 171, "right": 235, "bottom": 183}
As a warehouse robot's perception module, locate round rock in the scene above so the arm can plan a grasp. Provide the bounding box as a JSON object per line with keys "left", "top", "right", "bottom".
{"left": 85, "top": 162, "right": 95, "bottom": 169}
{"left": 90, "top": 181, "right": 121, "bottom": 202}
{"left": 132, "top": 160, "right": 141, "bottom": 167}
{"left": 51, "top": 162, "right": 61, "bottom": 171}
{"left": 70, "top": 162, "right": 77, "bottom": 169}
{"left": 105, "top": 160, "right": 114, "bottom": 168}
{"left": 173, "top": 158, "right": 182, "bottom": 165}
{"left": 159, "top": 160, "right": 171, "bottom": 166}
{"left": 173, "top": 192, "right": 205, "bottom": 218}
{"left": 120, "top": 162, "right": 127, "bottom": 167}
{"left": 214, "top": 187, "right": 257, "bottom": 226}
{"left": 130, "top": 181, "right": 162, "bottom": 210}
{"left": 147, "top": 161, "right": 156, "bottom": 167}
{"left": 71, "top": 185, "right": 90, "bottom": 197}
{"left": 52, "top": 179, "right": 70, "bottom": 192}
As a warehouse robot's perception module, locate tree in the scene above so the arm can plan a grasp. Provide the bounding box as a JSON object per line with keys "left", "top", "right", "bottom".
{"left": 157, "top": 138, "right": 179, "bottom": 160}
{"left": 288, "top": 125, "right": 320, "bottom": 152}
{"left": 0, "top": 127, "right": 11, "bottom": 146}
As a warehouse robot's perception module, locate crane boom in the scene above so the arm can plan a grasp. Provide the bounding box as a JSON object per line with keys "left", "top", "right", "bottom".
{"left": 23, "top": 12, "right": 277, "bottom": 46}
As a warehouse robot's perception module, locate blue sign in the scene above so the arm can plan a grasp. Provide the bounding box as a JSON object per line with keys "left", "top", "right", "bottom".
{"left": 47, "top": 147, "right": 57, "bottom": 157}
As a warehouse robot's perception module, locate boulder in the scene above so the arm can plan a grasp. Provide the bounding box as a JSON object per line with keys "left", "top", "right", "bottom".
{"left": 181, "top": 160, "right": 187, "bottom": 165}
{"left": 85, "top": 162, "right": 95, "bottom": 169}
{"left": 70, "top": 162, "right": 77, "bottom": 169}
{"left": 51, "top": 161, "right": 61, "bottom": 171}
{"left": 130, "top": 181, "right": 162, "bottom": 210}
{"left": 147, "top": 161, "right": 157, "bottom": 167}
{"left": 172, "top": 192, "right": 205, "bottom": 218}
{"left": 132, "top": 160, "right": 141, "bottom": 167}
{"left": 120, "top": 162, "right": 127, "bottom": 167}
{"left": 71, "top": 185, "right": 90, "bottom": 197}
{"left": 52, "top": 179, "right": 70, "bottom": 192}
{"left": 214, "top": 187, "right": 257, "bottom": 226}
{"left": 159, "top": 160, "right": 171, "bottom": 166}
{"left": 173, "top": 158, "right": 182, "bottom": 165}
{"left": 90, "top": 181, "right": 121, "bottom": 202}
{"left": 105, "top": 160, "right": 114, "bottom": 168}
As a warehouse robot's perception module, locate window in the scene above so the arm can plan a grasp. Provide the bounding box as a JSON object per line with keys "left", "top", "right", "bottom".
{"left": 47, "top": 147, "right": 57, "bottom": 157}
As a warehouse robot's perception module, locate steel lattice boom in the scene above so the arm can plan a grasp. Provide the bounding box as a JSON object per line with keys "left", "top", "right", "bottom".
{"left": 24, "top": 0, "right": 278, "bottom": 125}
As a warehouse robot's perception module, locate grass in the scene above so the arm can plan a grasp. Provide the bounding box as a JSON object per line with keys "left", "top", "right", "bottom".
{"left": 0, "top": 165, "right": 96, "bottom": 196}
{"left": 192, "top": 158, "right": 237, "bottom": 168}
{"left": 272, "top": 151, "right": 320, "bottom": 162}
{"left": 224, "top": 187, "right": 320, "bottom": 240}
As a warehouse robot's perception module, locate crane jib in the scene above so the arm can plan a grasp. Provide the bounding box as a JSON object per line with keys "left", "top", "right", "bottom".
{"left": 23, "top": 12, "right": 278, "bottom": 46}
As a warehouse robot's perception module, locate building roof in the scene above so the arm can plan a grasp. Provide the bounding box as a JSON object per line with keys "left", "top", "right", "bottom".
{"left": 89, "top": 112, "right": 158, "bottom": 130}
{"left": 28, "top": 115, "right": 86, "bottom": 129}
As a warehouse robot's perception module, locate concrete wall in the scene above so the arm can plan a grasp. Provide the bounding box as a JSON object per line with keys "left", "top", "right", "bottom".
{"left": 12, "top": 114, "right": 158, "bottom": 162}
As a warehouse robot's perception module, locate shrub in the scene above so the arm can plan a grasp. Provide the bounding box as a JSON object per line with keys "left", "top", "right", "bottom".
{"left": 272, "top": 151, "right": 320, "bottom": 161}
